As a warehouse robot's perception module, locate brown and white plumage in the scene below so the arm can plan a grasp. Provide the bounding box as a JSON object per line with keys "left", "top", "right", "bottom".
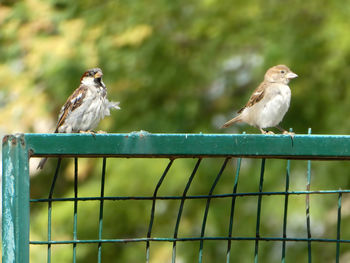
{"left": 37, "top": 68, "right": 120, "bottom": 169}
{"left": 221, "top": 65, "right": 297, "bottom": 134}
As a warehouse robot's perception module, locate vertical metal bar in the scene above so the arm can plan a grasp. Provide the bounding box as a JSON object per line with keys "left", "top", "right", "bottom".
{"left": 199, "top": 157, "right": 230, "bottom": 263}
{"left": 2, "top": 134, "right": 30, "bottom": 263}
{"left": 47, "top": 158, "right": 61, "bottom": 263}
{"left": 172, "top": 158, "right": 202, "bottom": 263}
{"left": 97, "top": 158, "right": 107, "bottom": 263}
{"left": 281, "top": 159, "right": 291, "bottom": 263}
{"left": 73, "top": 158, "right": 78, "bottom": 263}
{"left": 336, "top": 192, "right": 342, "bottom": 263}
{"left": 306, "top": 128, "right": 312, "bottom": 263}
{"left": 254, "top": 158, "right": 266, "bottom": 263}
{"left": 306, "top": 160, "right": 312, "bottom": 262}
{"left": 226, "top": 157, "right": 242, "bottom": 263}
{"left": 146, "top": 159, "right": 174, "bottom": 263}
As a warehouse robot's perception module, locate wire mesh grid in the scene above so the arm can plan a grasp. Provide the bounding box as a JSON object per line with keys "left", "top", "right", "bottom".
{"left": 4, "top": 132, "right": 350, "bottom": 263}
{"left": 28, "top": 156, "right": 347, "bottom": 263}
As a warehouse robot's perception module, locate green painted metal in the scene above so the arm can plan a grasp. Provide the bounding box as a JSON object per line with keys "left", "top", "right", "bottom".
{"left": 254, "top": 159, "right": 266, "bottom": 263}
{"left": 24, "top": 133, "right": 350, "bottom": 159}
{"left": 226, "top": 157, "right": 242, "bottom": 263}
{"left": 27, "top": 188, "right": 350, "bottom": 203}
{"left": 47, "top": 158, "right": 61, "bottom": 263}
{"left": 146, "top": 160, "right": 174, "bottom": 263}
{"left": 306, "top": 129, "right": 313, "bottom": 263}
{"left": 172, "top": 158, "right": 202, "bottom": 263}
{"left": 27, "top": 236, "right": 350, "bottom": 244}
{"left": 2, "top": 134, "right": 30, "bottom": 263}
{"left": 97, "top": 158, "right": 107, "bottom": 263}
{"left": 73, "top": 158, "right": 78, "bottom": 263}
{"left": 3, "top": 132, "right": 350, "bottom": 262}
{"left": 198, "top": 158, "right": 229, "bottom": 263}
{"left": 336, "top": 193, "right": 342, "bottom": 263}
{"left": 281, "top": 159, "right": 290, "bottom": 263}
{"left": 306, "top": 159, "right": 312, "bottom": 263}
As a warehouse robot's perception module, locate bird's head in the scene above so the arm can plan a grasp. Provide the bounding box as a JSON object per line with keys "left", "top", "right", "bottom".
{"left": 264, "top": 65, "right": 298, "bottom": 84}
{"left": 80, "top": 68, "right": 104, "bottom": 87}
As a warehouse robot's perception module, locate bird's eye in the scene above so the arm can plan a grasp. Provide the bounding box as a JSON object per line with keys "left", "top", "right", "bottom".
{"left": 280, "top": 70, "right": 285, "bottom": 74}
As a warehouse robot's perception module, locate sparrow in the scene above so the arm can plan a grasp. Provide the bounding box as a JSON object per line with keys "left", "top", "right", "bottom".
{"left": 37, "top": 68, "right": 120, "bottom": 169}
{"left": 221, "top": 65, "right": 297, "bottom": 134}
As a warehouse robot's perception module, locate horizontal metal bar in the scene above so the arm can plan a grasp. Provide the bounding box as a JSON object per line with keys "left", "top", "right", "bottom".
{"left": 22, "top": 133, "right": 350, "bottom": 160}
{"left": 30, "top": 189, "right": 350, "bottom": 203}
{"left": 30, "top": 236, "right": 350, "bottom": 245}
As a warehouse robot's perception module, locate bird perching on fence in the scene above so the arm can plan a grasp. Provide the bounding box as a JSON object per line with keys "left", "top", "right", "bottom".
{"left": 37, "top": 68, "right": 120, "bottom": 169}
{"left": 221, "top": 64, "right": 297, "bottom": 135}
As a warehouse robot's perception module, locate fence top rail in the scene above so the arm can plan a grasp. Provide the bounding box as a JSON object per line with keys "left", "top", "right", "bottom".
{"left": 2, "top": 132, "right": 350, "bottom": 160}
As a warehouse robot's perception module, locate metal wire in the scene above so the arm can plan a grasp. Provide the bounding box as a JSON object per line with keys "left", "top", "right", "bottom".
{"left": 98, "top": 158, "right": 107, "bottom": 263}
{"left": 146, "top": 159, "right": 174, "bottom": 263}
{"left": 73, "top": 158, "right": 78, "bottom": 262}
{"left": 336, "top": 192, "right": 342, "bottom": 263}
{"left": 306, "top": 128, "right": 313, "bottom": 263}
{"left": 47, "top": 158, "right": 61, "bottom": 263}
{"left": 172, "top": 158, "right": 202, "bottom": 263}
{"left": 30, "top": 189, "right": 350, "bottom": 203}
{"left": 254, "top": 159, "right": 266, "bottom": 263}
{"left": 198, "top": 158, "right": 230, "bottom": 262}
{"left": 281, "top": 159, "right": 291, "bottom": 263}
{"left": 226, "top": 157, "right": 242, "bottom": 263}
{"left": 30, "top": 236, "right": 350, "bottom": 245}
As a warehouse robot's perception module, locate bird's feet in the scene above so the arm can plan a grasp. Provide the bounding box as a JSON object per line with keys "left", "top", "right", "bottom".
{"left": 79, "top": 130, "right": 96, "bottom": 138}
{"left": 282, "top": 130, "right": 295, "bottom": 137}
{"left": 276, "top": 126, "right": 295, "bottom": 142}
{"left": 283, "top": 131, "right": 295, "bottom": 146}
{"left": 80, "top": 130, "right": 95, "bottom": 134}
{"left": 260, "top": 129, "right": 274, "bottom": 135}
{"left": 276, "top": 126, "right": 294, "bottom": 136}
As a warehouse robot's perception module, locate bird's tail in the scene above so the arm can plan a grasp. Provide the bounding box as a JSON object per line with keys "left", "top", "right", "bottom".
{"left": 37, "top": 157, "right": 48, "bottom": 170}
{"left": 37, "top": 129, "right": 59, "bottom": 169}
{"left": 221, "top": 115, "right": 242, "bottom": 128}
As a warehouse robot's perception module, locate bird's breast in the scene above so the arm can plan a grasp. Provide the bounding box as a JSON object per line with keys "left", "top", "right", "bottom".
{"left": 246, "top": 84, "right": 291, "bottom": 128}
{"left": 277, "top": 84, "right": 291, "bottom": 103}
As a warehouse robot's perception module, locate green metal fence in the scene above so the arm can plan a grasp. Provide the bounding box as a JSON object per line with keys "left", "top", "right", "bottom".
{"left": 2, "top": 132, "right": 350, "bottom": 262}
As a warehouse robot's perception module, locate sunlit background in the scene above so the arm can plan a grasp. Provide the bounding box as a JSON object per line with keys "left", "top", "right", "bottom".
{"left": 1, "top": 0, "right": 350, "bottom": 262}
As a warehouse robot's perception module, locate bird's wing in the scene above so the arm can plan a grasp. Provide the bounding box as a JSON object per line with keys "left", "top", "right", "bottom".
{"left": 237, "top": 82, "right": 266, "bottom": 114}
{"left": 55, "top": 85, "right": 88, "bottom": 132}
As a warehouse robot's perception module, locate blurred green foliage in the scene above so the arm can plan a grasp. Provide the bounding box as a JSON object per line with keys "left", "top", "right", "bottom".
{"left": 2, "top": 0, "right": 350, "bottom": 262}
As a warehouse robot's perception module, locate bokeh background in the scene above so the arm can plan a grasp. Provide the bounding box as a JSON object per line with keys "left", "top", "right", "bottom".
{"left": 1, "top": 0, "right": 350, "bottom": 262}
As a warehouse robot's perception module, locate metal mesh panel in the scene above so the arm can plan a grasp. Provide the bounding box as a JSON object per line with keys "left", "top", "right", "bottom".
{"left": 3, "top": 133, "right": 350, "bottom": 262}
{"left": 28, "top": 156, "right": 346, "bottom": 263}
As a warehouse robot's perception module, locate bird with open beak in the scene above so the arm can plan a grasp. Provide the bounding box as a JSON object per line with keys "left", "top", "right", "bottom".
{"left": 37, "top": 68, "right": 120, "bottom": 169}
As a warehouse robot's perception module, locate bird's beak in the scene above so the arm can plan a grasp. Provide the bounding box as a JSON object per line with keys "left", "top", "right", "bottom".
{"left": 94, "top": 72, "right": 103, "bottom": 78}
{"left": 286, "top": 72, "right": 298, "bottom": 79}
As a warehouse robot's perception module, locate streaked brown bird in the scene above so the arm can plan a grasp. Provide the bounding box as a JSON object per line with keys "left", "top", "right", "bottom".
{"left": 37, "top": 68, "right": 120, "bottom": 169}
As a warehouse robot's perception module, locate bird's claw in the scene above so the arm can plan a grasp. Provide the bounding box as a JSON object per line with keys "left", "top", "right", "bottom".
{"left": 282, "top": 131, "right": 295, "bottom": 146}
{"left": 261, "top": 130, "right": 274, "bottom": 135}
{"left": 283, "top": 130, "right": 295, "bottom": 138}
{"left": 80, "top": 130, "right": 96, "bottom": 138}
